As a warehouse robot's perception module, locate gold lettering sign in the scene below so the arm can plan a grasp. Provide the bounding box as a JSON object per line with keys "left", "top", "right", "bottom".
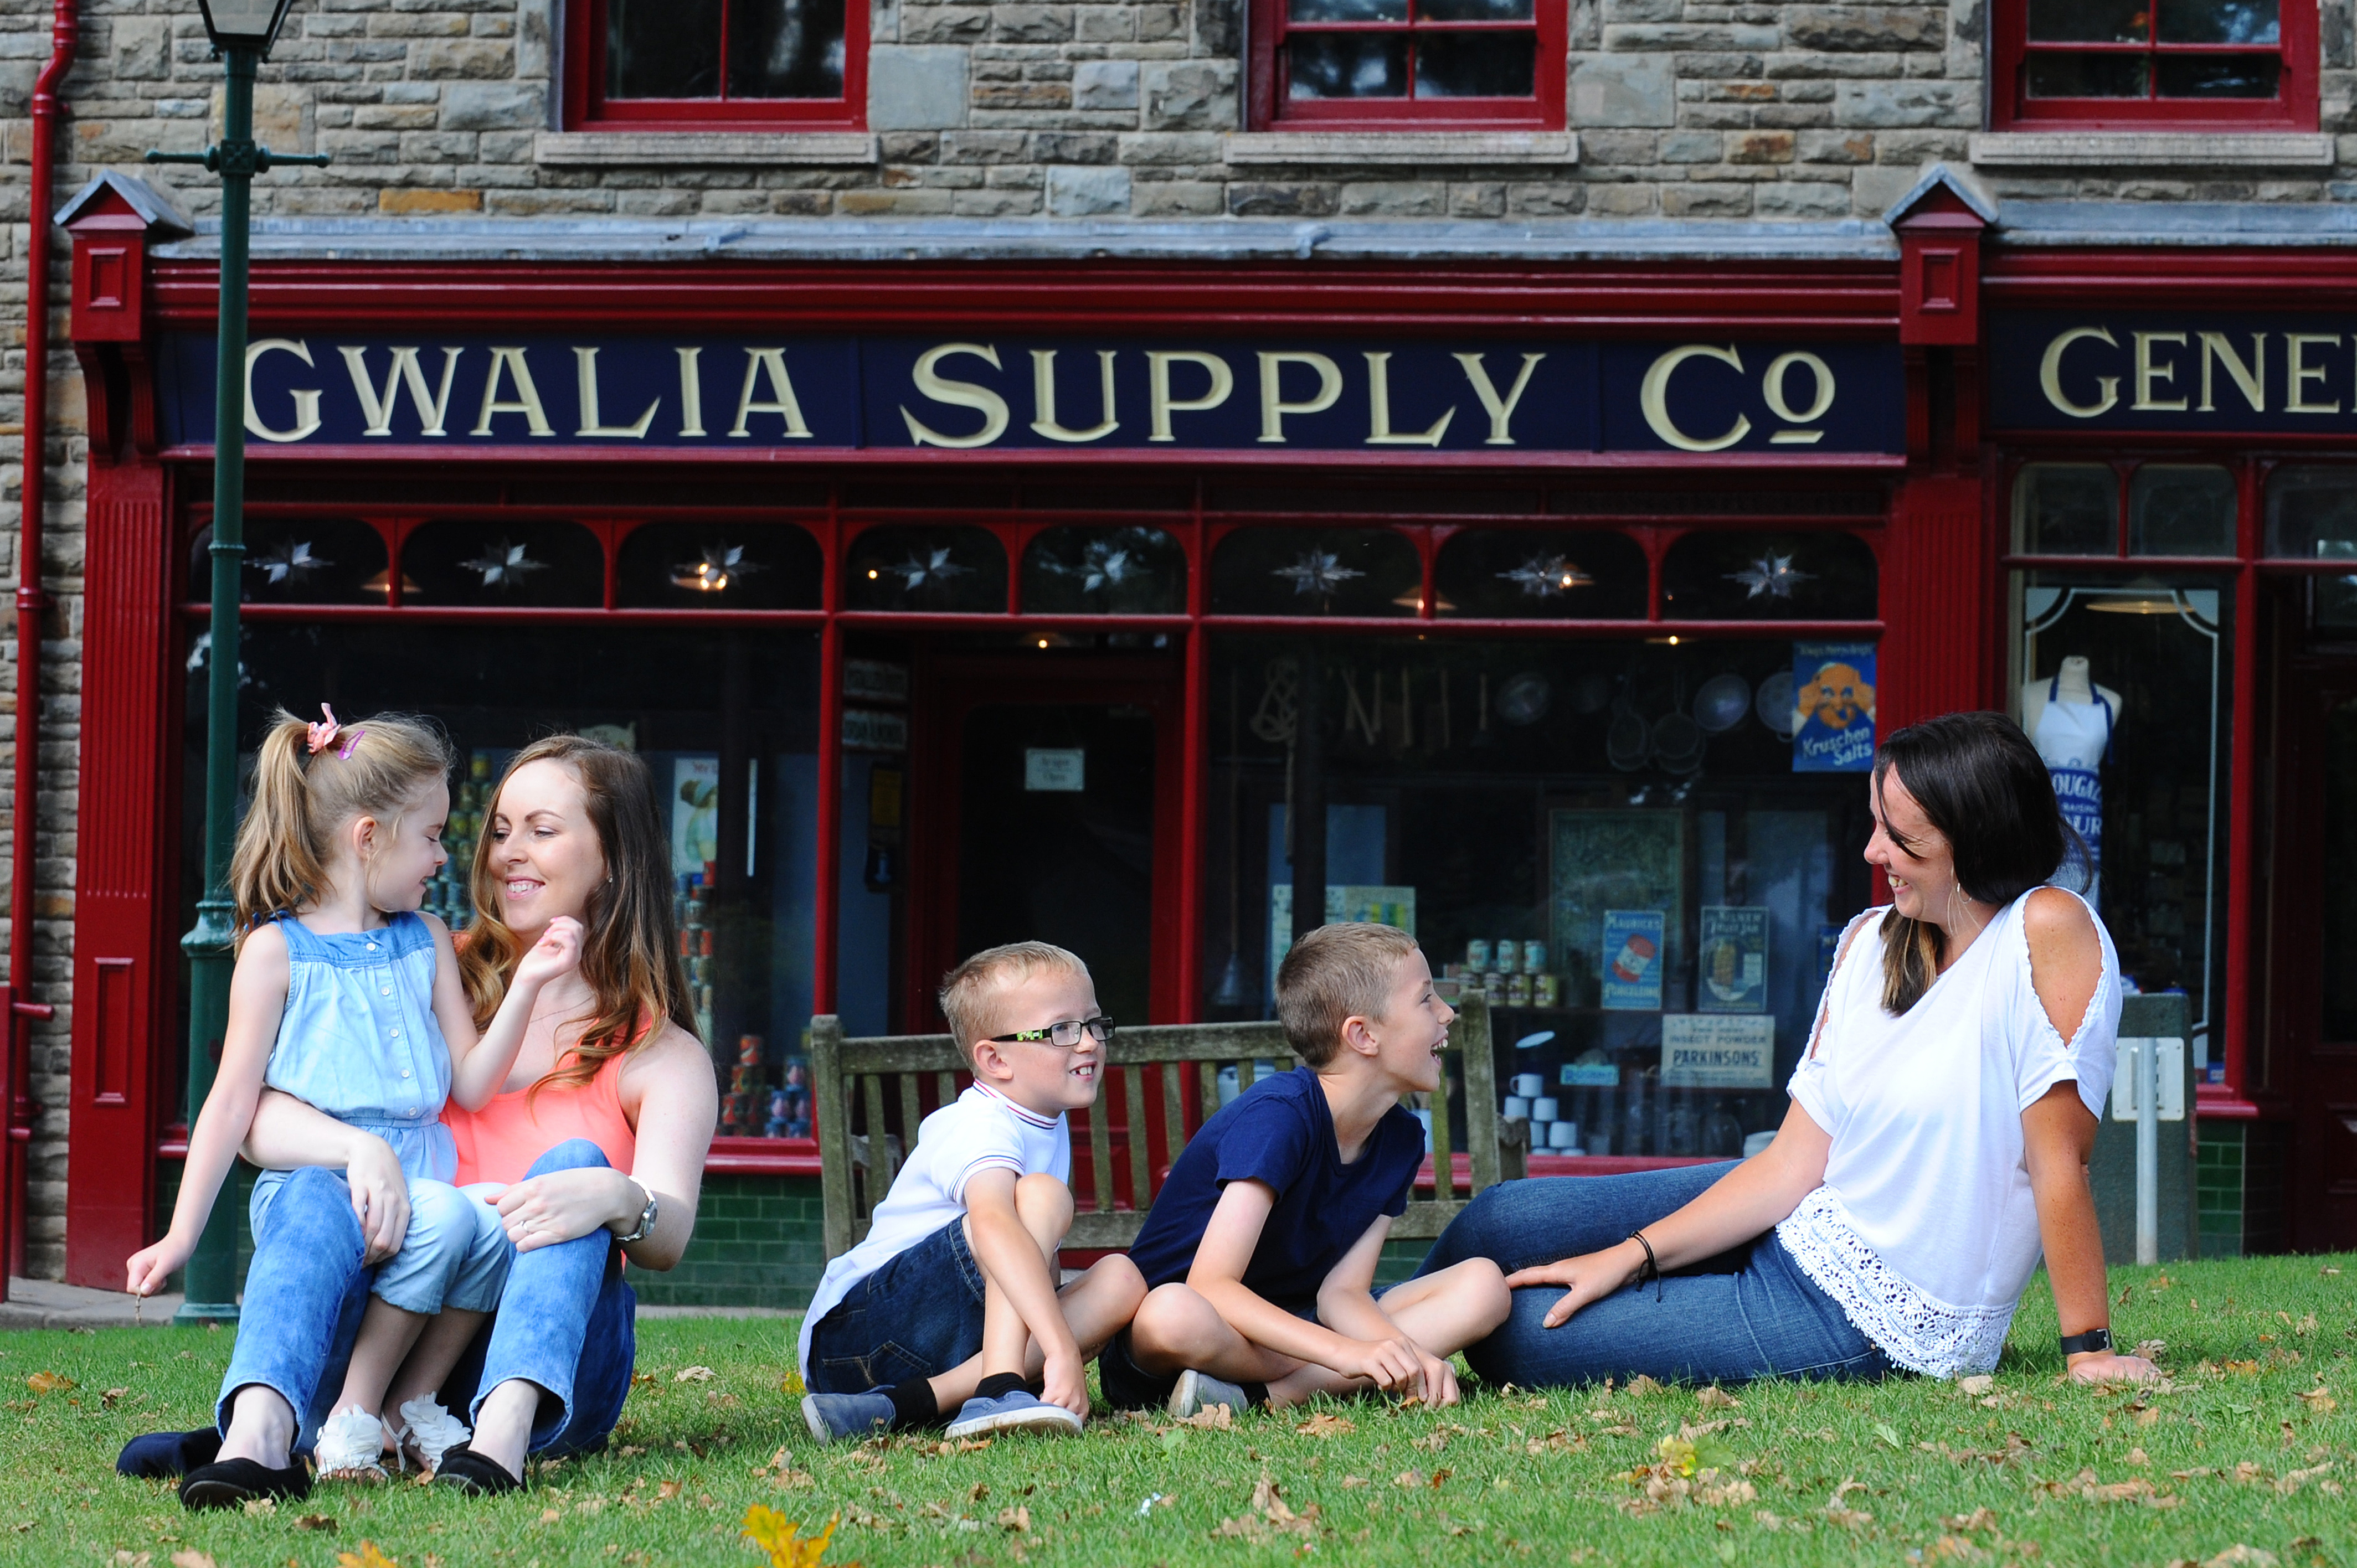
{"left": 2039, "top": 327, "right": 2120, "bottom": 419}
{"left": 1640, "top": 344, "right": 1751, "bottom": 452}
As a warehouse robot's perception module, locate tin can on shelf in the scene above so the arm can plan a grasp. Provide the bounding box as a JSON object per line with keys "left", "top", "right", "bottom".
{"left": 1493, "top": 941, "right": 1519, "bottom": 975}
{"left": 1533, "top": 972, "right": 1560, "bottom": 1008}
{"left": 1465, "top": 939, "right": 1493, "bottom": 973}
{"left": 1506, "top": 972, "right": 1532, "bottom": 1007}
{"left": 1522, "top": 940, "right": 1548, "bottom": 974}
{"left": 1482, "top": 971, "right": 1506, "bottom": 1003}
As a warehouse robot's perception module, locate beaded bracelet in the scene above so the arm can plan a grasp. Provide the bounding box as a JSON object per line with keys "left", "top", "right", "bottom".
{"left": 1628, "top": 1229, "right": 1663, "bottom": 1301}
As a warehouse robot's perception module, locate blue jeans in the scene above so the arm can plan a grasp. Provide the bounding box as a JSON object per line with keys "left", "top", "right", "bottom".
{"left": 213, "top": 1141, "right": 634, "bottom": 1458}
{"left": 1415, "top": 1164, "right": 1895, "bottom": 1389}
{"left": 805, "top": 1218, "right": 986, "bottom": 1394}
{"left": 250, "top": 1168, "right": 510, "bottom": 1316}
{"left": 442, "top": 1139, "right": 637, "bottom": 1459}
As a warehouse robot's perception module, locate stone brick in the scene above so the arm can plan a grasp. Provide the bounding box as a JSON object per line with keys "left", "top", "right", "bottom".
{"left": 379, "top": 188, "right": 483, "bottom": 214}
{"left": 1570, "top": 53, "right": 1676, "bottom": 127}
{"left": 1073, "top": 59, "right": 1140, "bottom": 111}
{"left": 1338, "top": 181, "right": 1448, "bottom": 217}
{"left": 941, "top": 129, "right": 1034, "bottom": 163}
{"left": 1509, "top": 180, "right": 1588, "bottom": 214}
{"left": 837, "top": 188, "right": 959, "bottom": 214}
{"left": 1785, "top": 7, "right": 1947, "bottom": 51}
{"left": 1729, "top": 130, "right": 1795, "bottom": 163}
{"left": 995, "top": 6, "right": 1076, "bottom": 42}
{"left": 1142, "top": 60, "right": 1236, "bottom": 129}
{"left": 1586, "top": 182, "right": 1660, "bottom": 214}
{"left": 1752, "top": 179, "right": 1850, "bottom": 216}
{"left": 1834, "top": 79, "right": 1975, "bottom": 127}
{"left": 411, "top": 39, "right": 514, "bottom": 79}
{"left": 1119, "top": 131, "right": 1223, "bottom": 164}
{"left": 905, "top": 7, "right": 992, "bottom": 44}
{"left": 112, "top": 18, "right": 171, "bottom": 81}
{"left": 975, "top": 81, "right": 1073, "bottom": 109}
{"left": 1799, "top": 129, "right": 1877, "bottom": 164}
{"left": 957, "top": 186, "right": 1047, "bottom": 215}
{"left": 1661, "top": 181, "right": 1754, "bottom": 216}
{"left": 1044, "top": 163, "right": 1131, "bottom": 213}
{"left": 1034, "top": 130, "right": 1119, "bottom": 163}
{"left": 1080, "top": 7, "right": 1141, "bottom": 44}
{"left": 439, "top": 81, "right": 547, "bottom": 131}
{"left": 1661, "top": 131, "right": 1723, "bottom": 163}
{"left": 1850, "top": 161, "right": 1924, "bottom": 214}
{"left": 1606, "top": 23, "right": 1780, "bottom": 51}
{"left": 869, "top": 45, "right": 970, "bottom": 130}
{"left": 1227, "top": 180, "right": 1337, "bottom": 216}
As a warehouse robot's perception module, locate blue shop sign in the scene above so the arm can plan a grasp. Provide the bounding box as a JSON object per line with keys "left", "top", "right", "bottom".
{"left": 1992, "top": 310, "right": 2357, "bottom": 433}
{"left": 155, "top": 333, "right": 1903, "bottom": 456}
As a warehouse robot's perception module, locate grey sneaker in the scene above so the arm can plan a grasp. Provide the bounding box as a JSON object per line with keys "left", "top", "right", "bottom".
{"left": 944, "top": 1390, "right": 1084, "bottom": 1440}
{"left": 801, "top": 1390, "right": 897, "bottom": 1445}
{"left": 1166, "top": 1369, "right": 1250, "bottom": 1421}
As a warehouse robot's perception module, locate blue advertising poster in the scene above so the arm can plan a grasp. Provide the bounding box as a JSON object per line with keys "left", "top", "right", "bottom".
{"left": 1697, "top": 906, "right": 1770, "bottom": 1013}
{"left": 1792, "top": 642, "right": 1877, "bottom": 773}
{"left": 1600, "top": 910, "right": 1666, "bottom": 1012}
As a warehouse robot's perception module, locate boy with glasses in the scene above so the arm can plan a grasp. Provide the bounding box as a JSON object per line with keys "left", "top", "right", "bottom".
{"left": 798, "top": 942, "right": 1146, "bottom": 1442}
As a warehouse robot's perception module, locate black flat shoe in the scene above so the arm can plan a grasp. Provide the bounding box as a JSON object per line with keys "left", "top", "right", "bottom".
{"left": 179, "top": 1456, "right": 312, "bottom": 1510}
{"left": 118, "top": 1427, "right": 223, "bottom": 1479}
{"left": 432, "top": 1442, "right": 522, "bottom": 1497}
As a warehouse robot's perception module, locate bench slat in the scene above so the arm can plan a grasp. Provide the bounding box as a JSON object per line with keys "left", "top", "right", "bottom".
{"left": 1160, "top": 1061, "right": 1188, "bottom": 1172}
{"left": 1123, "top": 1065, "right": 1152, "bottom": 1211}
{"left": 1087, "top": 1095, "right": 1116, "bottom": 1215}
{"left": 862, "top": 1074, "right": 897, "bottom": 1206}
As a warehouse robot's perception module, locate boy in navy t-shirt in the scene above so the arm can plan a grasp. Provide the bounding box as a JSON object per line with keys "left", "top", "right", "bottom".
{"left": 1105, "top": 924, "right": 1510, "bottom": 1415}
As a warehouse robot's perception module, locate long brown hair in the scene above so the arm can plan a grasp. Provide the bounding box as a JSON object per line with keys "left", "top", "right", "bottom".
{"left": 229, "top": 708, "right": 454, "bottom": 950}
{"left": 457, "top": 735, "right": 696, "bottom": 1096}
{"left": 1872, "top": 712, "right": 2071, "bottom": 1015}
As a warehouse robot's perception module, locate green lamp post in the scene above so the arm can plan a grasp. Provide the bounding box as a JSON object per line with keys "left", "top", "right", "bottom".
{"left": 147, "top": 0, "right": 328, "bottom": 1325}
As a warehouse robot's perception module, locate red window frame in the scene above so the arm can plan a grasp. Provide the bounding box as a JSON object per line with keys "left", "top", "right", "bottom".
{"left": 1990, "top": 0, "right": 2316, "bottom": 130}
{"left": 1247, "top": 0, "right": 1566, "bottom": 130}
{"left": 562, "top": 0, "right": 869, "bottom": 131}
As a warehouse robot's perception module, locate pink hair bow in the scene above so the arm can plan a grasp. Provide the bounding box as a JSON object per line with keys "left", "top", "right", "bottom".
{"left": 306, "top": 705, "right": 364, "bottom": 760}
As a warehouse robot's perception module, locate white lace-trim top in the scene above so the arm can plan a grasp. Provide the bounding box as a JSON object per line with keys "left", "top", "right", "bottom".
{"left": 1775, "top": 891, "right": 2121, "bottom": 1379}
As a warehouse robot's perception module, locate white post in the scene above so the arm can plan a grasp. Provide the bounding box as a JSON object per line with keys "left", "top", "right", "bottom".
{"left": 2135, "top": 1039, "right": 2159, "bottom": 1266}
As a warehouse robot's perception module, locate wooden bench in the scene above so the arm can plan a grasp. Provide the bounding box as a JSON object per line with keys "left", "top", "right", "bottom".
{"left": 809, "top": 996, "right": 1523, "bottom": 1261}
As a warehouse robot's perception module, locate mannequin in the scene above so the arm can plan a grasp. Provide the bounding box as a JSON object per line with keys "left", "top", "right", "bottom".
{"left": 2021, "top": 656, "right": 2121, "bottom": 901}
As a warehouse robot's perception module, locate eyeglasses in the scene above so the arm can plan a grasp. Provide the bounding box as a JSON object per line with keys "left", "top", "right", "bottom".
{"left": 987, "top": 1015, "right": 1115, "bottom": 1049}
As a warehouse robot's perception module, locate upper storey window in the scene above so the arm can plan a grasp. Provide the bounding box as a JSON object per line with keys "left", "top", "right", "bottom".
{"left": 1994, "top": 0, "right": 2316, "bottom": 127}
{"left": 564, "top": 0, "right": 866, "bottom": 128}
{"left": 1247, "top": 0, "right": 1567, "bottom": 128}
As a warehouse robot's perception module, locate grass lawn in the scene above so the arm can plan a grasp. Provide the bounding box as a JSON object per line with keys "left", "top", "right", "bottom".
{"left": 2, "top": 1252, "right": 2349, "bottom": 1568}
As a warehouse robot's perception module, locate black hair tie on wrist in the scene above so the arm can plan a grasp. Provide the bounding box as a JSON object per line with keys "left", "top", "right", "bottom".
{"left": 1628, "top": 1229, "right": 1662, "bottom": 1301}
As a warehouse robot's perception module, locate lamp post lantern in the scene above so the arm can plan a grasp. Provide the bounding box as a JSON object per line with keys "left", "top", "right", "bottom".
{"left": 147, "top": 0, "right": 326, "bottom": 1325}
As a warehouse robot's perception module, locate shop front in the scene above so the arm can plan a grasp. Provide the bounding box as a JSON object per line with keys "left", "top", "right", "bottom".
{"left": 79, "top": 171, "right": 2332, "bottom": 1301}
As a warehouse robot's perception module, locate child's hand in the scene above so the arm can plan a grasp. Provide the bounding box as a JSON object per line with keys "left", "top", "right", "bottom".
{"left": 1041, "top": 1349, "right": 1090, "bottom": 1420}
{"left": 514, "top": 916, "right": 584, "bottom": 988}
{"left": 1335, "top": 1334, "right": 1428, "bottom": 1399}
{"left": 125, "top": 1234, "right": 193, "bottom": 1298}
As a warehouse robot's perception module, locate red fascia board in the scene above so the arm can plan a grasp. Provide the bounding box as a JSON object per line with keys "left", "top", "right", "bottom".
{"left": 1984, "top": 249, "right": 2357, "bottom": 310}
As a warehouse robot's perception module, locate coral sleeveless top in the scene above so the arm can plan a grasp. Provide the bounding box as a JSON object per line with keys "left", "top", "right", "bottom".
{"left": 444, "top": 1049, "right": 637, "bottom": 1186}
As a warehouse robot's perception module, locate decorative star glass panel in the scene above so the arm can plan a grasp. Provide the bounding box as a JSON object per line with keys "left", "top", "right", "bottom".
{"left": 617, "top": 523, "right": 823, "bottom": 608}
{"left": 841, "top": 525, "right": 1007, "bottom": 612}
{"left": 200, "top": 517, "right": 390, "bottom": 606}
{"left": 1433, "top": 529, "right": 1648, "bottom": 620}
{"left": 1659, "top": 532, "right": 1877, "bottom": 621}
{"left": 1021, "top": 526, "right": 1188, "bottom": 615}
{"left": 1210, "top": 527, "right": 1422, "bottom": 617}
{"left": 402, "top": 519, "right": 605, "bottom": 607}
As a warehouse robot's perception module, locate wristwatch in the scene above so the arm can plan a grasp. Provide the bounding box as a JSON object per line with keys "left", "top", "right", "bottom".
{"left": 616, "top": 1184, "right": 659, "bottom": 1246}
{"left": 2058, "top": 1327, "right": 2112, "bottom": 1356}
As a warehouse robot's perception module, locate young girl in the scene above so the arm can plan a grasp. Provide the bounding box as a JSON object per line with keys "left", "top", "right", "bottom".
{"left": 126, "top": 706, "right": 583, "bottom": 1488}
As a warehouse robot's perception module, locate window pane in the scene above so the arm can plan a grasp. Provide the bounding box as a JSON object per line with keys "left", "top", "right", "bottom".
{"left": 1418, "top": 0, "right": 1536, "bottom": 19}
{"left": 2015, "top": 463, "right": 2119, "bottom": 555}
{"left": 609, "top": 0, "right": 722, "bottom": 98}
{"left": 1210, "top": 527, "right": 1422, "bottom": 616}
{"left": 1200, "top": 633, "right": 1875, "bottom": 1160}
{"left": 1659, "top": 532, "right": 1878, "bottom": 621}
{"left": 2155, "top": 53, "right": 2281, "bottom": 96}
{"left": 1021, "top": 526, "right": 1189, "bottom": 615}
{"left": 402, "top": 520, "right": 605, "bottom": 607}
{"left": 2025, "top": 53, "right": 2152, "bottom": 96}
{"left": 1290, "top": 0, "right": 1408, "bottom": 18}
{"left": 1288, "top": 34, "right": 1409, "bottom": 98}
{"left": 2266, "top": 467, "right": 2357, "bottom": 558}
{"left": 184, "top": 622, "right": 822, "bottom": 1129}
{"left": 2155, "top": 0, "right": 2278, "bottom": 43}
{"left": 201, "top": 518, "right": 390, "bottom": 606}
{"left": 616, "top": 523, "right": 824, "bottom": 609}
{"left": 2026, "top": 0, "right": 2150, "bottom": 40}
{"left": 1433, "top": 529, "right": 1649, "bottom": 620}
{"left": 1416, "top": 33, "right": 1537, "bottom": 97}
{"left": 2128, "top": 466, "right": 2237, "bottom": 557}
{"left": 725, "top": 0, "right": 848, "bottom": 98}
{"left": 843, "top": 525, "right": 1008, "bottom": 612}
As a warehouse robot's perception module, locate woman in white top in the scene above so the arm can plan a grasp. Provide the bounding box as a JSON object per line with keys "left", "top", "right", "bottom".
{"left": 1418, "top": 712, "right": 2160, "bottom": 1387}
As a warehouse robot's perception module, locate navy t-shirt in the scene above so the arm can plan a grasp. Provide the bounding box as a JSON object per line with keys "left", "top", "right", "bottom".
{"left": 1126, "top": 1066, "right": 1427, "bottom": 1308}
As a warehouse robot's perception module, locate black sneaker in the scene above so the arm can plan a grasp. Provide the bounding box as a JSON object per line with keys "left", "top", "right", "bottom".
{"left": 431, "top": 1442, "right": 523, "bottom": 1497}
{"left": 179, "top": 1456, "right": 313, "bottom": 1511}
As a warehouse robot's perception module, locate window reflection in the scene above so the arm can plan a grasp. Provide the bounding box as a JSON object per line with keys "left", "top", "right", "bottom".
{"left": 2266, "top": 467, "right": 2357, "bottom": 628}
{"left": 1211, "top": 527, "right": 1423, "bottom": 616}
{"left": 1021, "top": 525, "right": 1188, "bottom": 615}
{"left": 195, "top": 518, "right": 392, "bottom": 605}
{"left": 2129, "top": 466, "right": 2236, "bottom": 556}
{"left": 842, "top": 525, "right": 1008, "bottom": 612}
{"left": 403, "top": 519, "right": 605, "bottom": 607}
{"left": 617, "top": 523, "right": 824, "bottom": 609}
{"left": 2015, "top": 463, "right": 2119, "bottom": 554}
{"left": 1433, "top": 529, "right": 1648, "bottom": 619}
{"left": 1659, "top": 531, "right": 1877, "bottom": 621}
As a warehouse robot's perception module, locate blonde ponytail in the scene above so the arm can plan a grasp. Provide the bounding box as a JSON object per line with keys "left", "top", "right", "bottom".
{"left": 228, "top": 707, "right": 455, "bottom": 948}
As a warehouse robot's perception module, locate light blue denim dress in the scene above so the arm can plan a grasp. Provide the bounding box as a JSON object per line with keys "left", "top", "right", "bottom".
{"left": 251, "top": 911, "right": 510, "bottom": 1315}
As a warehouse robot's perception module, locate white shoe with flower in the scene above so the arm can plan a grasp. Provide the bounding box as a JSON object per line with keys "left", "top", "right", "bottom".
{"left": 395, "top": 1396, "right": 473, "bottom": 1476}
{"left": 315, "top": 1404, "right": 390, "bottom": 1482}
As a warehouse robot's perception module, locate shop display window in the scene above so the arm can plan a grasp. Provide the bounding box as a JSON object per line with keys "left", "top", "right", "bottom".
{"left": 194, "top": 517, "right": 392, "bottom": 606}
{"left": 1659, "top": 530, "right": 1879, "bottom": 621}
{"left": 615, "top": 522, "right": 825, "bottom": 610}
{"left": 2015, "top": 463, "right": 2119, "bottom": 554}
{"left": 402, "top": 519, "right": 606, "bottom": 607}
{"left": 1020, "top": 525, "right": 1190, "bottom": 615}
{"left": 562, "top": 0, "right": 865, "bottom": 130}
{"left": 2018, "top": 461, "right": 2239, "bottom": 559}
{"left": 1993, "top": 0, "right": 2315, "bottom": 127}
{"left": 1210, "top": 525, "right": 1424, "bottom": 616}
{"left": 842, "top": 525, "right": 1008, "bottom": 613}
{"left": 2130, "top": 465, "right": 2238, "bottom": 557}
{"left": 1198, "top": 635, "right": 1876, "bottom": 1159}
{"left": 2266, "top": 465, "right": 2357, "bottom": 628}
{"left": 179, "top": 621, "right": 824, "bottom": 1138}
{"left": 1247, "top": 0, "right": 1568, "bottom": 128}
{"left": 1431, "top": 528, "right": 1648, "bottom": 620}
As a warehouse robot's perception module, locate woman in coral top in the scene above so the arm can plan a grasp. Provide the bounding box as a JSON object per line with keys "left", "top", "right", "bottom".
{"left": 121, "top": 736, "right": 717, "bottom": 1500}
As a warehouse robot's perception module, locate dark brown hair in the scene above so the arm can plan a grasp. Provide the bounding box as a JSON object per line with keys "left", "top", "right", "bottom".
{"left": 1275, "top": 922, "right": 1422, "bottom": 1067}
{"left": 457, "top": 735, "right": 696, "bottom": 1097}
{"left": 1872, "top": 711, "right": 2070, "bottom": 1014}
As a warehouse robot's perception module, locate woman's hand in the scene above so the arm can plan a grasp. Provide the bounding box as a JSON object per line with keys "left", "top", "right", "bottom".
{"left": 513, "top": 916, "right": 584, "bottom": 991}
{"left": 493, "top": 1165, "right": 638, "bottom": 1252}
{"left": 125, "top": 1232, "right": 194, "bottom": 1298}
{"left": 344, "top": 1132, "right": 412, "bottom": 1265}
{"left": 1504, "top": 1239, "right": 1646, "bottom": 1329}
{"left": 2067, "top": 1351, "right": 2162, "bottom": 1385}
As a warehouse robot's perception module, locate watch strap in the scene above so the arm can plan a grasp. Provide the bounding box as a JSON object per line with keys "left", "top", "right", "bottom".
{"left": 616, "top": 1185, "right": 658, "bottom": 1246}
{"left": 2058, "top": 1327, "right": 2112, "bottom": 1356}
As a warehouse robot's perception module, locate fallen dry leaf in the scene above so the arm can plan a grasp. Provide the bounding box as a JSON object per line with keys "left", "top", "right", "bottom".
{"left": 1340, "top": 1475, "right": 1367, "bottom": 1488}
{"left": 2295, "top": 1386, "right": 2337, "bottom": 1415}
{"left": 336, "top": 1547, "right": 398, "bottom": 1568}
{"left": 110, "top": 1555, "right": 150, "bottom": 1568}
{"left": 101, "top": 1388, "right": 130, "bottom": 1408}
{"left": 1695, "top": 1386, "right": 1741, "bottom": 1409}
{"left": 23, "top": 1372, "right": 74, "bottom": 1395}
{"left": 1211, "top": 1477, "right": 1320, "bottom": 1541}
{"left": 1392, "top": 1471, "right": 1427, "bottom": 1489}
{"left": 169, "top": 1554, "right": 215, "bottom": 1568}
{"left": 672, "top": 1366, "right": 716, "bottom": 1383}
{"left": 1924, "top": 1537, "right": 1987, "bottom": 1562}
{"left": 2204, "top": 1549, "right": 2278, "bottom": 1568}
{"left": 241, "top": 1498, "right": 275, "bottom": 1518}
{"left": 1945, "top": 1507, "right": 1999, "bottom": 1531}
{"left": 1177, "top": 1401, "right": 1234, "bottom": 1430}
{"left": 997, "top": 1504, "right": 1031, "bottom": 1533}
{"left": 1624, "top": 1375, "right": 1667, "bottom": 1397}
{"left": 1296, "top": 1412, "right": 1355, "bottom": 1438}
{"left": 293, "top": 1514, "right": 337, "bottom": 1532}
{"left": 1957, "top": 1375, "right": 1995, "bottom": 1396}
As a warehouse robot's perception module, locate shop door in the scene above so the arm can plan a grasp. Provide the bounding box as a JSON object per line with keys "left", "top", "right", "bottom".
{"left": 906, "top": 656, "right": 1185, "bottom": 1034}
{"left": 2274, "top": 660, "right": 2357, "bottom": 1252}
